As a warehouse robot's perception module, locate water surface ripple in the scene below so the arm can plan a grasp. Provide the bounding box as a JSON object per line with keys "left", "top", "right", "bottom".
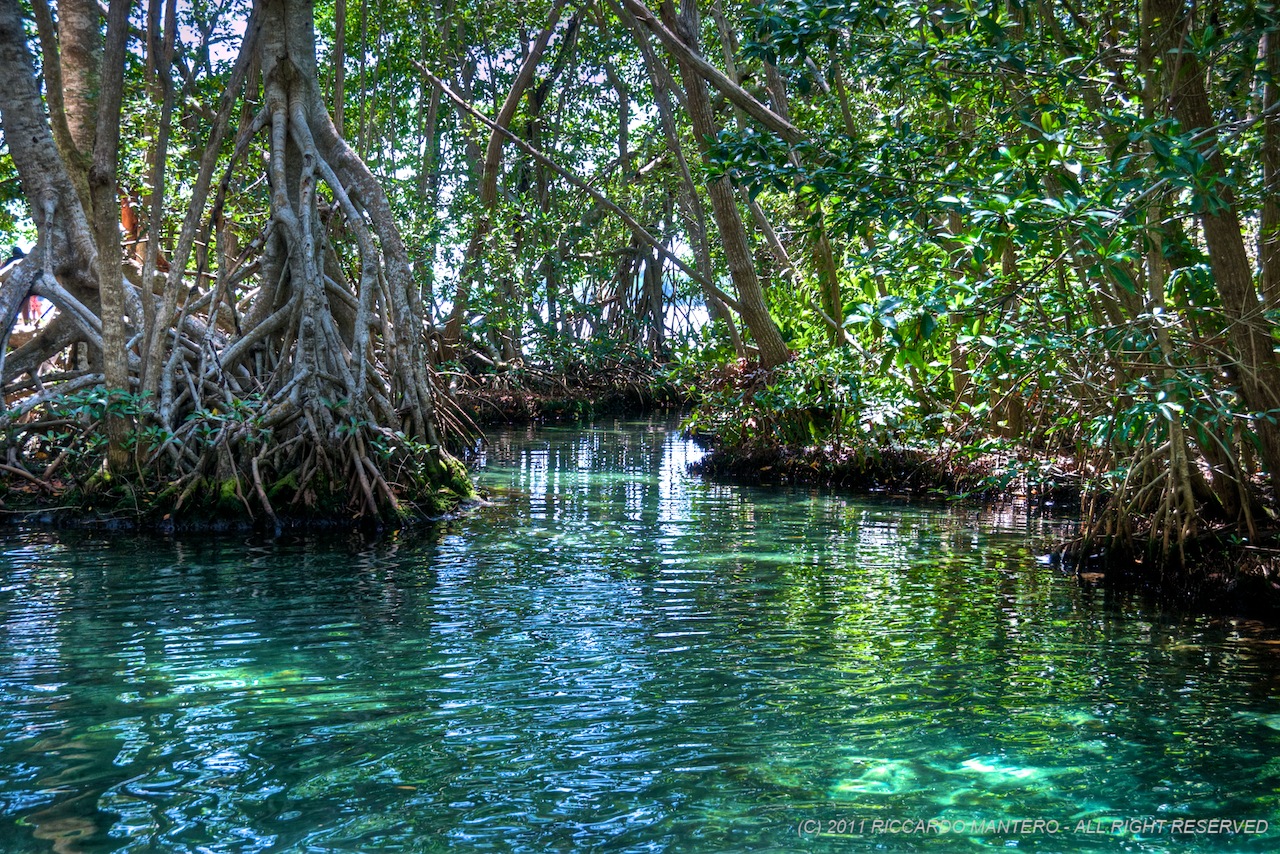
{"left": 2, "top": 421, "right": 1279, "bottom": 851}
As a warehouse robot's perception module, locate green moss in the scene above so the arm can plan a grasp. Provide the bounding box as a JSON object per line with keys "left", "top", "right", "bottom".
{"left": 267, "top": 472, "right": 299, "bottom": 501}
{"left": 151, "top": 482, "right": 180, "bottom": 506}
{"left": 217, "top": 478, "right": 241, "bottom": 513}
{"left": 84, "top": 466, "right": 113, "bottom": 493}
{"left": 440, "top": 455, "right": 475, "bottom": 499}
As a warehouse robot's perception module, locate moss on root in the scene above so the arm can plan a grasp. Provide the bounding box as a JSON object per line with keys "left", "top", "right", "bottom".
{"left": 266, "top": 472, "right": 299, "bottom": 501}
{"left": 436, "top": 454, "right": 475, "bottom": 500}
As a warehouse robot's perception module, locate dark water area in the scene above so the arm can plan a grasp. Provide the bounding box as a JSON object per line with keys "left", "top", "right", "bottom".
{"left": 2, "top": 419, "right": 1279, "bottom": 851}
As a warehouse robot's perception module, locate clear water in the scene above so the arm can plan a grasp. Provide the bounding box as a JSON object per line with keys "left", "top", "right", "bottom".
{"left": 2, "top": 420, "right": 1279, "bottom": 852}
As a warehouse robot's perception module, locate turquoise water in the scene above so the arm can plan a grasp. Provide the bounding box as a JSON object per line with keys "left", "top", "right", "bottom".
{"left": 1, "top": 420, "right": 1279, "bottom": 851}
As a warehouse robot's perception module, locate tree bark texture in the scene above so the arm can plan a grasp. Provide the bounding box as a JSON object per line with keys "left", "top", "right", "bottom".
{"left": 1152, "top": 0, "right": 1280, "bottom": 490}
{"left": 88, "top": 0, "right": 132, "bottom": 473}
{"left": 0, "top": 0, "right": 467, "bottom": 521}
{"left": 659, "top": 0, "right": 790, "bottom": 368}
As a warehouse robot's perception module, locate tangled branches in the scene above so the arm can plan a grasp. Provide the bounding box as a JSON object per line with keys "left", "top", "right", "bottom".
{"left": 0, "top": 0, "right": 471, "bottom": 527}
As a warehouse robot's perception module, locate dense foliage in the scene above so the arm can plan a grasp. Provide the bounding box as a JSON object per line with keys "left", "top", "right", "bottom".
{"left": 3, "top": 0, "right": 1280, "bottom": 562}
{"left": 708, "top": 0, "right": 1280, "bottom": 565}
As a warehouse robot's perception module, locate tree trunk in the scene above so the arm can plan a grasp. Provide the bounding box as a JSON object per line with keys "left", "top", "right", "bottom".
{"left": 1261, "top": 24, "right": 1280, "bottom": 309}
{"left": 616, "top": 0, "right": 743, "bottom": 354}
{"left": 333, "top": 0, "right": 346, "bottom": 135}
{"left": 138, "top": 0, "right": 178, "bottom": 394}
{"left": 0, "top": 0, "right": 102, "bottom": 317}
{"left": 1153, "top": 0, "right": 1280, "bottom": 490}
{"left": 56, "top": 0, "right": 101, "bottom": 190}
{"left": 621, "top": 0, "right": 803, "bottom": 145}
{"left": 88, "top": 0, "right": 132, "bottom": 474}
{"left": 1, "top": 0, "right": 468, "bottom": 521}
{"left": 441, "top": 2, "right": 565, "bottom": 357}
{"left": 28, "top": 0, "right": 78, "bottom": 198}
{"left": 658, "top": 0, "right": 790, "bottom": 367}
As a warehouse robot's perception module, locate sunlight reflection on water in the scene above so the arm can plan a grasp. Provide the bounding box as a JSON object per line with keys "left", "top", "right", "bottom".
{"left": 1, "top": 418, "right": 1278, "bottom": 851}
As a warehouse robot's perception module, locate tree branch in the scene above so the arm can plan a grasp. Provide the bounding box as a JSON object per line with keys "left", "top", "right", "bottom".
{"left": 618, "top": 0, "right": 806, "bottom": 146}
{"left": 417, "top": 59, "right": 744, "bottom": 316}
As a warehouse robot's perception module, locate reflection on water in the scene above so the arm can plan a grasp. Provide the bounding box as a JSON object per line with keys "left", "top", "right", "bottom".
{"left": 1, "top": 419, "right": 1279, "bottom": 851}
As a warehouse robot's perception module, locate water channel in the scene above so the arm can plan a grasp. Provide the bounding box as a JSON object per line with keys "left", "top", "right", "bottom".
{"left": 1, "top": 420, "right": 1278, "bottom": 851}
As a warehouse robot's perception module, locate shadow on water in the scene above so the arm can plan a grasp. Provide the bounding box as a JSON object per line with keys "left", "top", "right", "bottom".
{"left": 2, "top": 417, "right": 1279, "bottom": 851}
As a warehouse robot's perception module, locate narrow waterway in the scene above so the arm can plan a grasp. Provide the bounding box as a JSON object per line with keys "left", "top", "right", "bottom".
{"left": 1, "top": 420, "right": 1278, "bottom": 851}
